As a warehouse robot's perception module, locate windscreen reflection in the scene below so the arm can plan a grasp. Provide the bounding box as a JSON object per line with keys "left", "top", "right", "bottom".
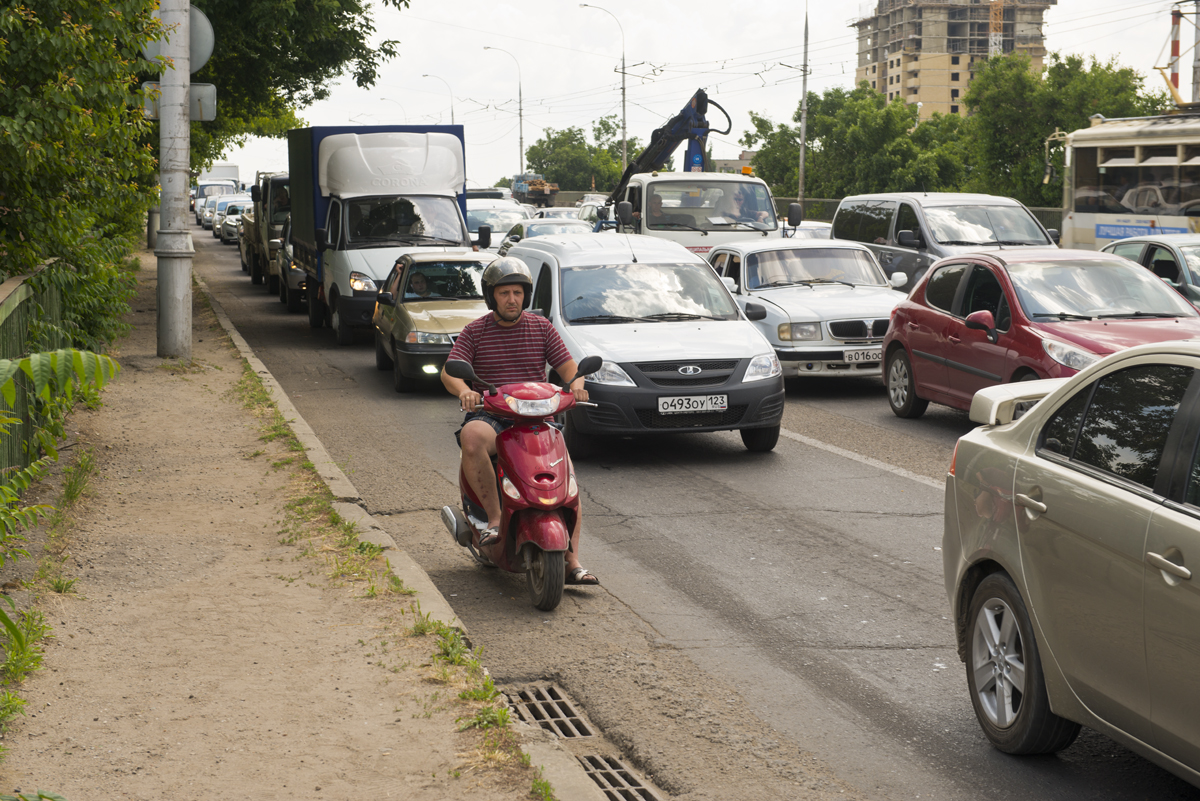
{"left": 1007, "top": 259, "right": 1199, "bottom": 319}
{"left": 924, "top": 206, "right": 1049, "bottom": 246}
{"left": 561, "top": 262, "right": 739, "bottom": 323}
{"left": 746, "top": 248, "right": 886, "bottom": 288}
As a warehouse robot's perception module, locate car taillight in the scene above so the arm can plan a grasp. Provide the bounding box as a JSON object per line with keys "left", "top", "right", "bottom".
{"left": 948, "top": 440, "right": 959, "bottom": 477}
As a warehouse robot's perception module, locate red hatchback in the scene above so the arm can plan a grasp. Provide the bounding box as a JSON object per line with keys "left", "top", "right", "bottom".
{"left": 883, "top": 248, "right": 1200, "bottom": 417}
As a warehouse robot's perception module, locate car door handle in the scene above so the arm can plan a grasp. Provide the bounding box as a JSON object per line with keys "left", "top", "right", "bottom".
{"left": 1015, "top": 494, "right": 1047, "bottom": 513}
{"left": 948, "top": 335, "right": 962, "bottom": 344}
{"left": 1147, "top": 551, "right": 1192, "bottom": 580}
{"left": 907, "top": 322, "right": 919, "bottom": 330}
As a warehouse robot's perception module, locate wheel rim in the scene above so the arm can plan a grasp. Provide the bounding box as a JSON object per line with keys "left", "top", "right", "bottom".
{"left": 528, "top": 550, "right": 547, "bottom": 595}
{"left": 887, "top": 357, "right": 909, "bottom": 409}
{"left": 971, "top": 597, "right": 1027, "bottom": 729}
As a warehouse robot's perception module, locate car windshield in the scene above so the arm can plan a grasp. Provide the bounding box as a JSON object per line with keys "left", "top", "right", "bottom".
{"left": 745, "top": 247, "right": 885, "bottom": 288}
{"left": 1007, "top": 259, "right": 1199, "bottom": 319}
{"left": 539, "top": 209, "right": 578, "bottom": 219}
{"left": 1179, "top": 245, "right": 1200, "bottom": 272}
{"left": 401, "top": 262, "right": 487, "bottom": 301}
{"left": 646, "top": 181, "right": 778, "bottom": 231}
{"left": 198, "top": 184, "right": 234, "bottom": 198}
{"left": 224, "top": 204, "right": 243, "bottom": 216}
{"left": 923, "top": 205, "right": 1049, "bottom": 246}
{"left": 343, "top": 195, "right": 465, "bottom": 247}
{"left": 466, "top": 207, "right": 527, "bottom": 234}
{"left": 561, "top": 262, "right": 740, "bottom": 324}
{"left": 525, "top": 221, "right": 593, "bottom": 238}
{"left": 790, "top": 226, "right": 831, "bottom": 240}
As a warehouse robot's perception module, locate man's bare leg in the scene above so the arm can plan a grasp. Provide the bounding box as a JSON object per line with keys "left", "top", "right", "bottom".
{"left": 460, "top": 420, "right": 500, "bottom": 529}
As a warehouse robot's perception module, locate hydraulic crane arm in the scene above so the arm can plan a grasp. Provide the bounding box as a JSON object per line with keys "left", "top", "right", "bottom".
{"left": 606, "top": 88, "right": 731, "bottom": 206}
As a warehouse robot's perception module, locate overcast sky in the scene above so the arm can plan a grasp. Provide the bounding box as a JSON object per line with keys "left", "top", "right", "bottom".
{"left": 219, "top": 0, "right": 1186, "bottom": 188}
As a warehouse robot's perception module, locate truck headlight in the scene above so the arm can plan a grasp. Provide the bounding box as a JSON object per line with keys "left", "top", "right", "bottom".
{"left": 744, "top": 353, "right": 782, "bottom": 382}
{"left": 404, "top": 331, "right": 453, "bottom": 345}
{"left": 1042, "top": 339, "right": 1099, "bottom": 371}
{"left": 778, "top": 322, "right": 821, "bottom": 341}
{"left": 349, "top": 271, "right": 378, "bottom": 293}
{"left": 589, "top": 360, "right": 636, "bottom": 387}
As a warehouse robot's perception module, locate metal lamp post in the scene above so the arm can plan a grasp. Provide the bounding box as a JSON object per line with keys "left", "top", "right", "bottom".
{"left": 484, "top": 47, "right": 523, "bottom": 174}
{"left": 580, "top": 4, "right": 626, "bottom": 173}
{"left": 422, "top": 74, "right": 455, "bottom": 125}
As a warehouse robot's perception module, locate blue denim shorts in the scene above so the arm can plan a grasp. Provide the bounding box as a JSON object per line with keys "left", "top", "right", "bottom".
{"left": 455, "top": 411, "right": 513, "bottom": 447}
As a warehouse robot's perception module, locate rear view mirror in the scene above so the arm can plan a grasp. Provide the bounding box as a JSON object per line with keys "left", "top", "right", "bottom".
{"left": 721, "top": 276, "right": 737, "bottom": 293}
{"left": 787, "top": 203, "right": 804, "bottom": 227}
{"left": 445, "top": 359, "right": 496, "bottom": 392}
{"left": 743, "top": 302, "right": 768, "bottom": 321}
{"left": 616, "top": 201, "right": 634, "bottom": 226}
{"left": 376, "top": 291, "right": 394, "bottom": 306}
{"left": 965, "top": 309, "right": 999, "bottom": 344}
{"left": 1046, "top": 228, "right": 1061, "bottom": 245}
{"left": 250, "top": 185, "right": 261, "bottom": 203}
{"left": 897, "top": 229, "right": 921, "bottom": 248}
{"left": 315, "top": 228, "right": 328, "bottom": 252}
{"left": 477, "top": 224, "right": 492, "bottom": 250}
{"left": 598, "top": 206, "right": 610, "bottom": 221}
{"left": 269, "top": 238, "right": 282, "bottom": 253}
{"left": 889, "top": 272, "right": 908, "bottom": 289}
{"left": 576, "top": 355, "right": 603, "bottom": 377}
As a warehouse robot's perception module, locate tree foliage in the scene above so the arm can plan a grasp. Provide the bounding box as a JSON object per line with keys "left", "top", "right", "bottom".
{"left": 0, "top": 0, "right": 158, "bottom": 347}
{"left": 183, "top": 0, "right": 410, "bottom": 168}
{"left": 525, "top": 115, "right": 642, "bottom": 192}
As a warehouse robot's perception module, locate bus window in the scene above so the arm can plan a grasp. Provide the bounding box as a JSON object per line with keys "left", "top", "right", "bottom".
{"left": 1099, "top": 147, "right": 1137, "bottom": 203}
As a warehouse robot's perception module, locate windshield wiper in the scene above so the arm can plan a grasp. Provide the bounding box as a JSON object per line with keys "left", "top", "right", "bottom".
{"left": 1032, "top": 312, "right": 1094, "bottom": 321}
{"left": 938, "top": 240, "right": 993, "bottom": 246}
{"left": 995, "top": 239, "right": 1048, "bottom": 246}
{"left": 653, "top": 222, "right": 708, "bottom": 235}
{"left": 568, "top": 314, "right": 646, "bottom": 324}
{"left": 761, "top": 280, "right": 800, "bottom": 287}
{"left": 797, "top": 278, "right": 856, "bottom": 288}
{"left": 1096, "top": 311, "right": 1185, "bottom": 319}
{"left": 711, "top": 220, "right": 768, "bottom": 231}
{"left": 642, "top": 312, "right": 725, "bottom": 321}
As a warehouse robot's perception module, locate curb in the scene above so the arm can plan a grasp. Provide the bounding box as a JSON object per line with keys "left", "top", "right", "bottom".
{"left": 195, "top": 276, "right": 601, "bottom": 801}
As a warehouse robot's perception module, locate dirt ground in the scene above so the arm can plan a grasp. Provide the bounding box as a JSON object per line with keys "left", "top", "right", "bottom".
{"left": 0, "top": 262, "right": 535, "bottom": 800}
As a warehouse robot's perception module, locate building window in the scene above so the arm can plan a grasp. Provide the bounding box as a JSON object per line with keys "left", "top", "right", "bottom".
{"left": 872, "top": 65, "right": 877, "bottom": 73}
{"left": 951, "top": 89, "right": 959, "bottom": 99}
{"left": 952, "top": 56, "right": 960, "bottom": 65}
{"left": 951, "top": 105, "right": 959, "bottom": 114}
{"left": 872, "top": 80, "right": 876, "bottom": 88}
{"left": 951, "top": 72, "right": 960, "bottom": 81}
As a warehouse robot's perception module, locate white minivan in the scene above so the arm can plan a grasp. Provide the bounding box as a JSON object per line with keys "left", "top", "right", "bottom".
{"left": 506, "top": 234, "right": 786, "bottom": 455}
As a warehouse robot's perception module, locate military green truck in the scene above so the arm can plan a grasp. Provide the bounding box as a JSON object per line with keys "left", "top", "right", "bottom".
{"left": 239, "top": 171, "right": 290, "bottom": 291}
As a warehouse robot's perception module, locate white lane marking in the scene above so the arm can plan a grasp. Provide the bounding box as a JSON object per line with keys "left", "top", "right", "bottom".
{"left": 779, "top": 427, "right": 945, "bottom": 491}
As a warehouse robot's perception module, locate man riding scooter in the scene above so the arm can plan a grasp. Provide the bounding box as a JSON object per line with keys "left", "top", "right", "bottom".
{"left": 440, "top": 257, "right": 599, "bottom": 586}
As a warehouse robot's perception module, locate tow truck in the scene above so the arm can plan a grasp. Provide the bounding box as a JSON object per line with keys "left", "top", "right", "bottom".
{"left": 601, "top": 89, "right": 800, "bottom": 254}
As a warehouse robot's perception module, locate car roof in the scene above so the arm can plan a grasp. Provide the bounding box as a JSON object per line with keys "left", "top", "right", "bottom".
{"left": 511, "top": 233, "right": 705, "bottom": 267}
{"left": 712, "top": 238, "right": 874, "bottom": 257}
{"left": 525, "top": 220, "right": 592, "bottom": 230}
{"left": 840, "top": 192, "right": 1026, "bottom": 208}
{"left": 1106, "top": 233, "right": 1200, "bottom": 246}
{"left": 403, "top": 251, "right": 497, "bottom": 265}
{"left": 968, "top": 247, "right": 1128, "bottom": 267}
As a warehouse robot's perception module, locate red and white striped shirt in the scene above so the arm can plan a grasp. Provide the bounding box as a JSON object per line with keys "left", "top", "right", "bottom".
{"left": 448, "top": 312, "right": 573, "bottom": 389}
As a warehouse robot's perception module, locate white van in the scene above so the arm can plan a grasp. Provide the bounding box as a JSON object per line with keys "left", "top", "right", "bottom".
{"left": 507, "top": 234, "right": 785, "bottom": 455}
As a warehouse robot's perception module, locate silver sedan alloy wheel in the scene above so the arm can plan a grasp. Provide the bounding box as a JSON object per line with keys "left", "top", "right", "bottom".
{"left": 971, "top": 596, "right": 1027, "bottom": 729}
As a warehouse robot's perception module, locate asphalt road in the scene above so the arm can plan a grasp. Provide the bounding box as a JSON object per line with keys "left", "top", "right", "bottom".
{"left": 187, "top": 229, "right": 1199, "bottom": 800}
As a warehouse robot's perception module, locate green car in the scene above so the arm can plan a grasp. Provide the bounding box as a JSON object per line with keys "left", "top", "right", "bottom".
{"left": 372, "top": 252, "right": 496, "bottom": 392}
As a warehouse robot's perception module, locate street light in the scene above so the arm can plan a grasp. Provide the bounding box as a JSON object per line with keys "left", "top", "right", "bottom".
{"left": 580, "top": 4, "right": 626, "bottom": 172}
{"left": 484, "top": 46, "right": 523, "bottom": 174}
{"left": 379, "top": 97, "right": 407, "bottom": 121}
{"left": 422, "top": 74, "right": 454, "bottom": 125}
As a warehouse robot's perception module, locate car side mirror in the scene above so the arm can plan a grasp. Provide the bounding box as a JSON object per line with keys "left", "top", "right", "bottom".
{"left": 508, "top": 234, "right": 521, "bottom": 243}
{"left": 889, "top": 272, "right": 908, "bottom": 289}
{"left": 315, "top": 228, "right": 328, "bottom": 252}
{"left": 269, "top": 238, "right": 282, "bottom": 253}
{"left": 897, "top": 229, "right": 922, "bottom": 249}
{"left": 376, "top": 291, "right": 394, "bottom": 306}
{"left": 965, "top": 309, "right": 999, "bottom": 343}
{"left": 787, "top": 203, "right": 804, "bottom": 227}
{"left": 598, "top": 206, "right": 610, "bottom": 221}
{"left": 250, "top": 185, "right": 261, "bottom": 203}
{"left": 721, "top": 276, "right": 737, "bottom": 293}
{"left": 616, "top": 201, "right": 634, "bottom": 226}
{"left": 477, "top": 224, "right": 491, "bottom": 250}
{"left": 743, "top": 302, "right": 768, "bottom": 321}
{"left": 1046, "top": 228, "right": 1061, "bottom": 245}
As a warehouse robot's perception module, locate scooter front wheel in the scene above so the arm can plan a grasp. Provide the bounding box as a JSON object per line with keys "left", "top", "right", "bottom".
{"left": 526, "top": 549, "right": 565, "bottom": 611}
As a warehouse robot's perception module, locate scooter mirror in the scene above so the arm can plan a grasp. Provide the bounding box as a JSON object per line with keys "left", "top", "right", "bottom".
{"left": 576, "top": 355, "right": 603, "bottom": 377}
{"left": 445, "top": 359, "right": 497, "bottom": 393}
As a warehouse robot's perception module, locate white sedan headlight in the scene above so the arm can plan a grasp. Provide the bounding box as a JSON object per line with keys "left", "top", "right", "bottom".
{"left": 744, "top": 353, "right": 783, "bottom": 382}
{"left": 589, "top": 360, "right": 636, "bottom": 387}
{"left": 1042, "top": 338, "right": 1099, "bottom": 372}
{"left": 404, "top": 331, "right": 453, "bottom": 345}
{"left": 349, "top": 271, "right": 378, "bottom": 292}
{"left": 505, "top": 394, "right": 561, "bottom": 416}
{"left": 777, "top": 322, "right": 821, "bottom": 341}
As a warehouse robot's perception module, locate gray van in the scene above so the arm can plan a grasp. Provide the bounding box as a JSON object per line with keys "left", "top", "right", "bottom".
{"left": 830, "top": 192, "right": 1059, "bottom": 291}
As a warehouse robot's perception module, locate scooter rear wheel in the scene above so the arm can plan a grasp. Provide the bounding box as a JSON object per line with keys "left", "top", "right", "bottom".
{"left": 526, "top": 549, "right": 565, "bottom": 611}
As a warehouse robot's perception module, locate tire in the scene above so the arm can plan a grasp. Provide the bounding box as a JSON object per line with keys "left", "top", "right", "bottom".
{"left": 966, "top": 573, "right": 1081, "bottom": 755}
{"left": 285, "top": 279, "right": 304, "bottom": 313}
{"left": 886, "top": 349, "right": 928, "bottom": 419}
{"left": 1012, "top": 371, "right": 1040, "bottom": 420}
{"left": 307, "top": 280, "right": 326, "bottom": 329}
{"left": 267, "top": 273, "right": 280, "bottom": 295}
{"left": 526, "top": 549, "right": 565, "bottom": 612}
{"left": 740, "top": 424, "right": 780, "bottom": 452}
{"left": 250, "top": 254, "right": 263, "bottom": 285}
{"left": 331, "top": 296, "right": 354, "bottom": 345}
{"left": 392, "top": 342, "right": 417, "bottom": 392}
{"left": 375, "top": 334, "right": 394, "bottom": 371}
{"left": 562, "top": 410, "right": 597, "bottom": 459}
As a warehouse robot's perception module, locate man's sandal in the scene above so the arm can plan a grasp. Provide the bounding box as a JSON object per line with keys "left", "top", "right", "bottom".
{"left": 567, "top": 567, "right": 599, "bottom": 585}
{"left": 478, "top": 527, "right": 500, "bottom": 548}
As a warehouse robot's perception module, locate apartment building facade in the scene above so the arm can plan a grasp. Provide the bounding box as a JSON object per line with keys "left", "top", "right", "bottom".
{"left": 853, "top": 0, "right": 1056, "bottom": 118}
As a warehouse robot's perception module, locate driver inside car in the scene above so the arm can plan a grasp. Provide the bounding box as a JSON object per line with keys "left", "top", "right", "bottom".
{"left": 440, "top": 258, "right": 599, "bottom": 585}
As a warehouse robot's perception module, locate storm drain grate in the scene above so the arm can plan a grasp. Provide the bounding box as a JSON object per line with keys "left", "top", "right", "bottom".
{"left": 507, "top": 685, "right": 594, "bottom": 738}
{"left": 578, "top": 755, "right": 665, "bottom": 801}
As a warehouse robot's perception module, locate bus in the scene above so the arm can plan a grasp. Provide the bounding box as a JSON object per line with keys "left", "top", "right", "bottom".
{"left": 1062, "top": 113, "right": 1200, "bottom": 250}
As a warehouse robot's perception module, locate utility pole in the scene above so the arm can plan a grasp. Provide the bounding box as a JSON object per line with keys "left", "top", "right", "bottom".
{"left": 580, "top": 4, "right": 627, "bottom": 172}
{"left": 156, "top": 0, "right": 191, "bottom": 360}
{"left": 1193, "top": 0, "right": 1200, "bottom": 103}
{"left": 798, "top": 5, "right": 809, "bottom": 207}
{"left": 484, "top": 47, "right": 523, "bottom": 174}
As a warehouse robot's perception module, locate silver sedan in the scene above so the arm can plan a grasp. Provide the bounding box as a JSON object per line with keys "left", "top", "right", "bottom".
{"left": 944, "top": 339, "right": 1200, "bottom": 787}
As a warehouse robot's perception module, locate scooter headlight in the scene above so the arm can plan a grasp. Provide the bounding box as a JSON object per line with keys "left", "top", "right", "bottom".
{"left": 504, "top": 394, "right": 561, "bottom": 417}
{"left": 567, "top": 473, "right": 578, "bottom": 498}
{"left": 501, "top": 476, "right": 522, "bottom": 500}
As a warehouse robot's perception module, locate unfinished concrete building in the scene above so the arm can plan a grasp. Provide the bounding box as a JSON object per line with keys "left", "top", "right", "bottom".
{"left": 853, "top": 0, "right": 1056, "bottom": 118}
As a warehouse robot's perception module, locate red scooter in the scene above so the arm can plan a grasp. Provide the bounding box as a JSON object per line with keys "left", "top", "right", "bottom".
{"left": 440, "top": 356, "right": 601, "bottom": 611}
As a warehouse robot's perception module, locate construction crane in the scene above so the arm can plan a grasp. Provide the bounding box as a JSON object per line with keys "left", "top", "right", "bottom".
{"left": 989, "top": 0, "right": 1005, "bottom": 57}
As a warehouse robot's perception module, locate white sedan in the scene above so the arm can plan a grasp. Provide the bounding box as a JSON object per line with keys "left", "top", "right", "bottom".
{"left": 707, "top": 239, "right": 908, "bottom": 379}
